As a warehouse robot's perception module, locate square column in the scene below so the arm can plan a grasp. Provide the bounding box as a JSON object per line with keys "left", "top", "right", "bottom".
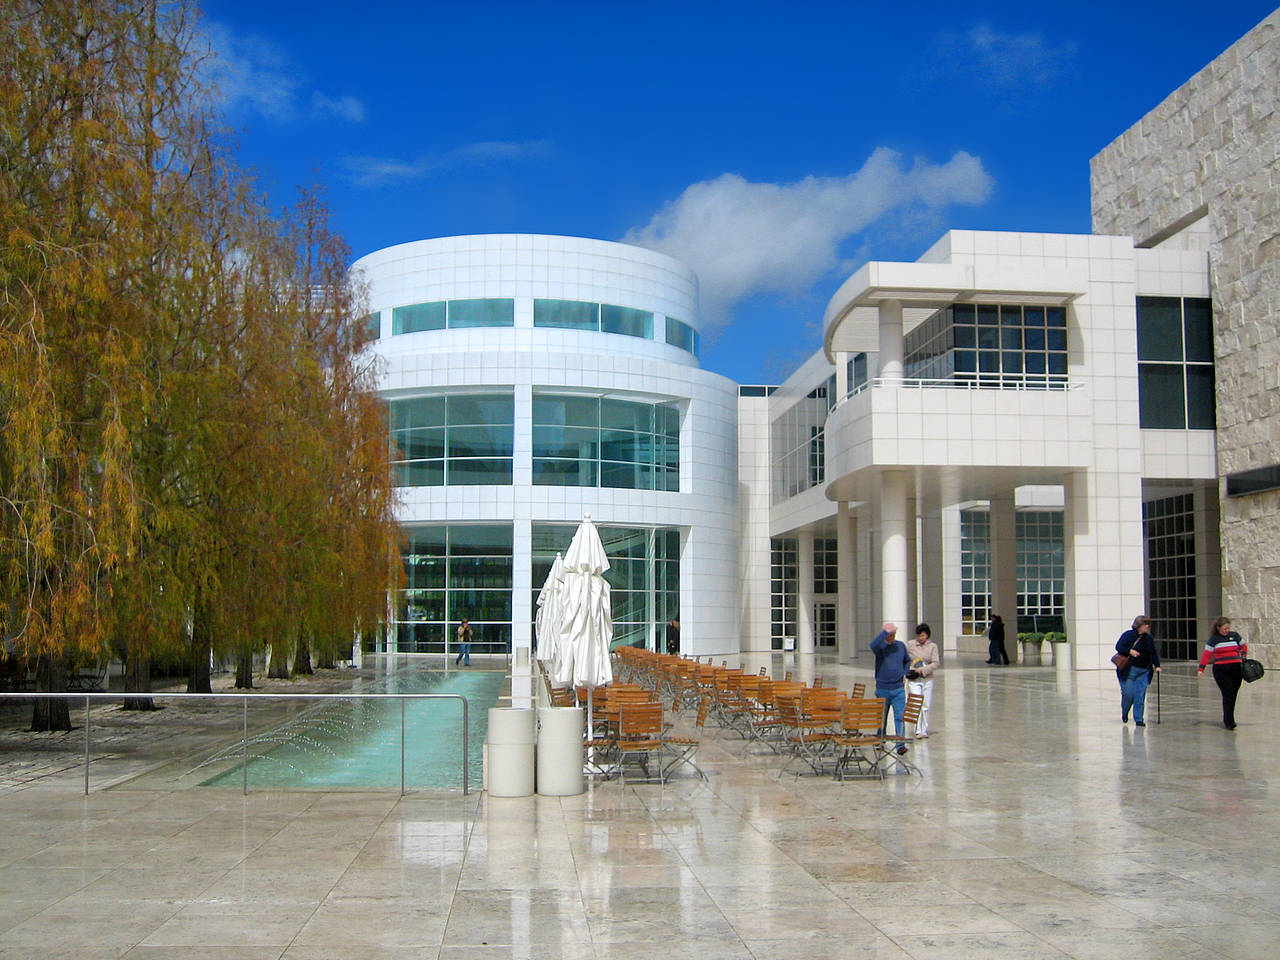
{"left": 837, "top": 502, "right": 858, "bottom": 663}
{"left": 919, "top": 508, "right": 946, "bottom": 638}
{"left": 989, "top": 492, "right": 1018, "bottom": 656}
{"left": 796, "top": 529, "right": 815, "bottom": 655}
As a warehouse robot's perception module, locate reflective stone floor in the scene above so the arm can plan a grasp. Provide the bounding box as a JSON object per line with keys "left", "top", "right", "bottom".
{"left": 2, "top": 654, "right": 1278, "bottom": 959}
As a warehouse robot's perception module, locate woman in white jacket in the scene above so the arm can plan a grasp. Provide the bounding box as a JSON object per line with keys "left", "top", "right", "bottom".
{"left": 905, "top": 624, "right": 941, "bottom": 738}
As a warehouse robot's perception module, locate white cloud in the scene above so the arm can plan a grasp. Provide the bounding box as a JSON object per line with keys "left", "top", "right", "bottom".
{"left": 340, "top": 140, "right": 554, "bottom": 187}
{"left": 935, "top": 24, "right": 1077, "bottom": 88}
{"left": 310, "top": 93, "right": 365, "bottom": 124}
{"left": 621, "top": 148, "right": 993, "bottom": 330}
{"left": 200, "top": 22, "right": 364, "bottom": 124}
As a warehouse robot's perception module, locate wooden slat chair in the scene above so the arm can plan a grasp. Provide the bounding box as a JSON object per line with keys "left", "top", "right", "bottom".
{"left": 749, "top": 680, "right": 803, "bottom": 751}
{"left": 776, "top": 693, "right": 837, "bottom": 776}
{"left": 851, "top": 682, "right": 866, "bottom": 700}
{"left": 876, "top": 693, "right": 925, "bottom": 776}
{"left": 710, "top": 672, "right": 753, "bottom": 737}
{"left": 663, "top": 695, "right": 711, "bottom": 781}
{"left": 832, "top": 696, "right": 887, "bottom": 780}
{"left": 812, "top": 677, "right": 824, "bottom": 688}
{"left": 758, "top": 666, "right": 768, "bottom": 677}
{"left": 807, "top": 687, "right": 847, "bottom": 730}
{"left": 616, "top": 702, "right": 667, "bottom": 783}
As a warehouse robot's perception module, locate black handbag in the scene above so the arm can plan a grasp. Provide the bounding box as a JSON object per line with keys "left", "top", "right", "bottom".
{"left": 1241, "top": 658, "right": 1265, "bottom": 683}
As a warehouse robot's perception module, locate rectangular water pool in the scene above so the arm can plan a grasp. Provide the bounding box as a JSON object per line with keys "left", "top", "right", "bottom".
{"left": 199, "top": 669, "right": 505, "bottom": 790}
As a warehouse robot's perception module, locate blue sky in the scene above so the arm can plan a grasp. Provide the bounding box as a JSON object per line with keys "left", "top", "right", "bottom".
{"left": 199, "top": 0, "right": 1275, "bottom": 384}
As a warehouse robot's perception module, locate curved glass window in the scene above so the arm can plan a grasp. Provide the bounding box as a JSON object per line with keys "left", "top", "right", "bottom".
{"left": 390, "top": 394, "right": 514, "bottom": 486}
{"left": 533, "top": 393, "right": 679, "bottom": 491}
{"left": 393, "top": 302, "right": 445, "bottom": 335}
{"left": 395, "top": 525, "right": 513, "bottom": 654}
{"left": 450, "top": 298, "right": 513, "bottom": 328}
{"left": 665, "top": 316, "right": 699, "bottom": 356}
{"left": 534, "top": 299, "right": 658, "bottom": 342}
{"left": 535, "top": 299, "right": 598, "bottom": 330}
{"left": 601, "top": 304, "right": 653, "bottom": 339}
{"left": 390, "top": 298, "right": 514, "bottom": 335}
{"left": 532, "top": 524, "right": 679, "bottom": 651}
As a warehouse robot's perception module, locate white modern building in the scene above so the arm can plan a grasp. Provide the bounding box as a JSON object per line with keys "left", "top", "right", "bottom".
{"left": 354, "top": 235, "right": 740, "bottom": 661}
{"left": 357, "top": 10, "right": 1278, "bottom": 670}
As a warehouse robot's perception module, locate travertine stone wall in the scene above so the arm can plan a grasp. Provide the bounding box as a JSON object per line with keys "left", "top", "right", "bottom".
{"left": 1091, "top": 11, "right": 1280, "bottom": 664}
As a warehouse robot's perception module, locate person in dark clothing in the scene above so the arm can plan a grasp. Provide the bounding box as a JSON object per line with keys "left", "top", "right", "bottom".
{"left": 987, "top": 614, "right": 1010, "bottom": 665}
{"left": 1199, "top": 616, "right": 1247, "bottom": 729}
{"left": 666, "top": 619, "right": 680, "bottom": 655}
{"left": 871, "top": 623, "right": 911, "bottom": 737}
{"left": 1115, "top": 615, "right": 1161, "bottom": 725}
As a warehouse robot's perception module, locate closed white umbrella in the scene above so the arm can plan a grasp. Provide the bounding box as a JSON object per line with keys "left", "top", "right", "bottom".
{"left": 555, "top": 516, "right": 613, "bottom": 739}
{"left": 535, "top": 553, "right": 566, "bottom": 681}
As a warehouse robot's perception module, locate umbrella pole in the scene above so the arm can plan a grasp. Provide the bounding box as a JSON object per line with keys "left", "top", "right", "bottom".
{"left": 586, "top": 687, "right": 594, "bottom": 768}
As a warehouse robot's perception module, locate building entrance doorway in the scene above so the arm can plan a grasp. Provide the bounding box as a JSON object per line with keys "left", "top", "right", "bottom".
{"left": 815, "top": 601, "right": 837, "bottom": 647}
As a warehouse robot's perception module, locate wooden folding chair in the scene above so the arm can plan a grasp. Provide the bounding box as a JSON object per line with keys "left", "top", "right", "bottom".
{"left": 776, "top": 694, "right": 836, "bottom": 777}
{"left": 876, "top": 693, "right": 925, "bottom": 776}
{"left": 616, "top": 702, "right": 666, "bottom": 783}
{"left": 663, "top": 695, "right": 710, "bottom": 781}
{"left": 832, "top": 697, "right": 887, "bottom": 780}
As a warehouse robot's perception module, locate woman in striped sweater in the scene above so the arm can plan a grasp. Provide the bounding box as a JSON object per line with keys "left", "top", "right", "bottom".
{"left": 1198, "top": 617, "right": 1247, "bottom": 730}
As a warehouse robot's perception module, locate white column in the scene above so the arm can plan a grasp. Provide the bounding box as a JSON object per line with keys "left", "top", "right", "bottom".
{"left": 510, "top": 516, "right": 533, "bottom": 707}
{"left": 837, "top": 502, "right": 857, "bottom": 663}
{"left": 989, "top": 492, "right": 1018, "bottom": 655}
{"left": 856, "top": 506, "right": 876, "bottom": 658}
{"left": 797, "top": 528, "right": 815, "bottom": 655}
{"left": 919, "top": 507, "right": 945, "bottom": 637}
{"left": 880, "top": 470, "right": 910, "bottom": 627}
{"left": 878, "top": 299, "right": 905, "bottom": 381}
{"left": 834, "top": 351, "right": 849, "bottom": 401}
{"left": 906, "top": 495, "right": 918, "bottom": 630}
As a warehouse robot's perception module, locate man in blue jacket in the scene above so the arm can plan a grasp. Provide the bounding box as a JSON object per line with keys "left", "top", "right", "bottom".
{"left": 871, "top": 622, "right": 911, "bottom": 736}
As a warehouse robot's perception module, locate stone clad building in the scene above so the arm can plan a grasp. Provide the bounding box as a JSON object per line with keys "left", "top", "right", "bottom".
{"left": 1092, "top": 9, "right": 1280, "bottom": 665}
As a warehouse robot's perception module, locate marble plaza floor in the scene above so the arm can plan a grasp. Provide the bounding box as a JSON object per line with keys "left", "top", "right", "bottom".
{"left": 2, "top": 653, "right": 1279, "bottom": 960}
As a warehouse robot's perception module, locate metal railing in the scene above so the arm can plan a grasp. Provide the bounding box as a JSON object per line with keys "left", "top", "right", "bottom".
{"left": 4, "top": 691, "right": 469, "bottom": 797}
{"left": 843, "top": 376, "right": 1082, "bottom": 404}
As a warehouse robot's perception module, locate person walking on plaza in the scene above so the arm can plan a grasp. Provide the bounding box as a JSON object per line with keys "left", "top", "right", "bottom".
{"left": 986, "top": 613, "right": 1010, "bottom": 664}
{"left": 871, "top": 622, "right": 910, "bottom": 737}
{"left": 905, "top": 623, "right": 940, "bottom": 738}
{"left": 455, "top": 618, "right": 473, "bottom": 666}
{"left": 666, "top": 618, "right": 680, "bottom": 655}
{"left": 1115, "top": 615, "right": 1160, "bottom": 726}
{"left": 1199, "top": 616, "right": 1247, "bottom": 729}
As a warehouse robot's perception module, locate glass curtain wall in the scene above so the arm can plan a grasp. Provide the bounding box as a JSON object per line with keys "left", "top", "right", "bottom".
{"left": 959, "top": 510, "right": 992, "bottom": 634}
{"left": 1143, "top": 493, "right": 1198, "bottom": 659}
{"left": 531, "top": 524, "right": 680, "bottom": 652}
{"left": 391, "top": 298, "right": 515, "bottom": 334}
{"left": 770, "top": 376, "right": 836, "bottom": 503}
{"left": 1016, "top": 511, "right": 1065, "bottom": 633}
{"left": 532, "top": 394, "right": 679, "bottom": 491}
{"left": 905, "top": 304, "right": 1069, "bottom": 387}
{"left": 770, "top": 537, "right": 798, "bottom": 649}
{"left": 390, "top": 394, "right": 514, "bottom": 487}
{"left": 396, "top": 525, "right": 513, "bottom": 654}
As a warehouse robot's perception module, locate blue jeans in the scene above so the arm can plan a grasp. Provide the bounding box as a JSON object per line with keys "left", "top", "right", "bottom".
{"left": 1120, "top": 667, "right": 1150, "bottom": 722}
{"left": 455, "top": 643, "right": 471, "bottom": 665}
{"left": 876, "top": 684, "right": 906, "bottom": 736}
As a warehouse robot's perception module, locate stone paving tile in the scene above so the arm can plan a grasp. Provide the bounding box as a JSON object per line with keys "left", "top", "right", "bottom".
{"left": 1, "top": 658, "right": 1279, "bottom": 960}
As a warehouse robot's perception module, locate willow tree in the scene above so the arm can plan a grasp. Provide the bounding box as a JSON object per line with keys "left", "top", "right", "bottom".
{"left": 2, "top": 2, "right": 399, "bottom": 719}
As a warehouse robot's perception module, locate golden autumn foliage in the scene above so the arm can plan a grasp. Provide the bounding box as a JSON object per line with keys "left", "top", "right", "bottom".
{"left": 1, "top": 1, "right": 399, "bottom": 727}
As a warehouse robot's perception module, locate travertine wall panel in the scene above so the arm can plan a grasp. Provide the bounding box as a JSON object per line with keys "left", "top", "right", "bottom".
{"left": 1092, "top": 11, "right": 1280, "bottom": 664}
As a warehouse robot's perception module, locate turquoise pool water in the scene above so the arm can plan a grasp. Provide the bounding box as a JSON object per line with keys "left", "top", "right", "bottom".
{"left": 200, "top": 668, "right": 504, "bottom": 790}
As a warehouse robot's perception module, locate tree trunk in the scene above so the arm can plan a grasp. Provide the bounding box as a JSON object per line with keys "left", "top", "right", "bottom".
{"left": 267, "top": 641, "right": 290, "bottom": 679}
{"left": 187, "top": 620, "right": 212, "bottom": 694}
{"left": 122, "top": 650, "right": 158, "bottom": 711}
{"left": 235, "top": 654, "right": 254, "bottom": 689}
{"left": 293, "top": 633, "right": 313, "bottom": 675}
{"left": 30, "top": 654, "right": 72, "bottom": 732}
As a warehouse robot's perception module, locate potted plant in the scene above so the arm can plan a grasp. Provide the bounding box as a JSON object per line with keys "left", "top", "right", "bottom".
{"left": 1016, "top": 632, "right": 1045, "bottom": 664}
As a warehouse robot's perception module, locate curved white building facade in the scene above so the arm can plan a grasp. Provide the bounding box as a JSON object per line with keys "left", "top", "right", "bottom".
{"left": 355, "top": 235, "right": 740, "bottom": 659}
